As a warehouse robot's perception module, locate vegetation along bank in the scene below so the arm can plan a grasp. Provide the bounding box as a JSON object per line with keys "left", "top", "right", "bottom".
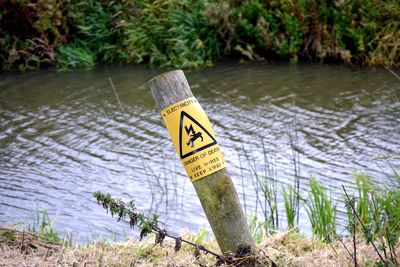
{"left": 0, "top": 0, "right": 399, "bottom": 71}
{"left": 1, "top": 171, "right": 399, "bottom": 266}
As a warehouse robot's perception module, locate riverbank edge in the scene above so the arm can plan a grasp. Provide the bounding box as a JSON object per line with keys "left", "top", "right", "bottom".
{"left": 1, "top": 1, "right": 399, "bottom": 71}
{"left": 1, "top": 226, "right": 398, "bottom": 266}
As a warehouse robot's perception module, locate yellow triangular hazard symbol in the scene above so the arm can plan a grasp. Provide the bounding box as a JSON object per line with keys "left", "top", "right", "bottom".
{"left": 179, "top": 111, "right": 217, "bottom": 159}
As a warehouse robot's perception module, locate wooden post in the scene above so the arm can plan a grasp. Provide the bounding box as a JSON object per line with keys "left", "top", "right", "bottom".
{"left": 149, "top": 70, "right": 254, "bottom": 255}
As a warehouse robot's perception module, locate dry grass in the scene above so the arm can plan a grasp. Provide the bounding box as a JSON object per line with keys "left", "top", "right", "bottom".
{"left": 1, "top": 227, "right": 399, "bottom": 266}
{"left": 260, "top": 229, "right": 400, "bottom": 266}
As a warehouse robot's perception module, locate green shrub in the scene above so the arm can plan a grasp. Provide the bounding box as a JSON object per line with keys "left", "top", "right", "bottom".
{"left": 121, "top": 0, "right": 220, "bottom": 68}
{"left": 0, "top": 0, "right": 68, "bottom": 70}
{"left": 57, "top": 42, "right": 96, "bottom": 69}
{"left": 62, "top": 0, "right": 128, "bottom": 65}
{"left": 0, "top": 0, "right": 398, "bottom": 70}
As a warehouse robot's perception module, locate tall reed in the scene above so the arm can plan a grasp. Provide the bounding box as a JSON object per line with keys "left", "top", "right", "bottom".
{"left": 241, "top": 140, "right": 279, "bottom": 230}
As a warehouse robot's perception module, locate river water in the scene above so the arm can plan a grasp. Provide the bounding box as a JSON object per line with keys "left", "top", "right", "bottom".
{"left": 0, "top": 62, "right": 399, "bottom": 241}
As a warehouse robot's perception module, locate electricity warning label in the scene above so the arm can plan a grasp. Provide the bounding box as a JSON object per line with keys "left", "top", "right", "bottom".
{"left": 161, "top": 97, "right": 226, "bottom": 181}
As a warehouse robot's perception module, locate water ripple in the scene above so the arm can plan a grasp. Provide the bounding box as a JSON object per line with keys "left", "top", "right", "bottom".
{"left": 0, "top": 63, "right": 399, "bottom": 240}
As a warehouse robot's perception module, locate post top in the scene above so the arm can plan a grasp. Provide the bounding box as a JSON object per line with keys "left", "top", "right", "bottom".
{"left": 148, "top": 70, "right": 184, "bottom": 85}
{"left": 148, "top": 70, "right": 193, "bottom": 110}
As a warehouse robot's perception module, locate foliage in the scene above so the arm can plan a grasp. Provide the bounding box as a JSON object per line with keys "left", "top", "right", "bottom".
{"left": 206, "top": 0, "right": 399, "bottom": 66}
{"left": 207, "top": 0, "right": 304, "bottom": 62}
{"left": 120, "top": 0, "right": 220, "bottom": 69}
{"left": 247, "top": 214, "right": 268, "bottom": 244}
{"left": 281, "top": 184, "right": 304, "bottom": 229}
{"left": 56, "top": 41, "right": 96, "bottom": 69}
{"left": 346, "top": 173, "right": 400, "bottom": 244}
{"left": 56, "top": 0, "right": 128, "bottom": 69}
{"left": 1, "top": 229, "right": 16, "bottom": 245}
{"left": 27, "top": 206, "right": 60, "bottom": 244}
{"left": 0, "top": 0, "right": 68, "bottom": 70}
{"left": 1, "top": 0, "right": 398, "bottom": 71}
{"left": 281, "top": 185, "right": 295, "bottom": 229}
{"left": 188, "top": 227, "right": 210, "bottom": 247}
{"left": 378, "top": 186, "right": 400, "bottom": 247}
{"left": 346, "top": 174, "right": 378, "bottom": 241}
{"left": 304, "top": 177, "right": 337, "bottom": 242}
{"left": 344, "top": 172, "right": 400, "bottom": 265}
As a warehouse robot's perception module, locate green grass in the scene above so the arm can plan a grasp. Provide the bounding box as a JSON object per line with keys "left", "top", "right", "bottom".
{"left": 348, "top": 173, "right": 379, "bottom": 240}
{"left": 188, "top": 227, "right": 210, "bottom": 246}
{"left": 57, "top": 42, "right": 96, "bottom": 70}
{"left": 27, "top": 205, "right": 60, "bottom": 244}
{"left": 247, "top": 214, "right": 268, "bottom": 244}
{"left": 345, "top": 171, "right": 400, "bottom": 264}
{"left": 304, "top": 177, "right": 337, "bottom": 242}
{"left": 281, "top": 184, "right": 304, "bottom": 229}
{"left": 121, "top": 0, "right": 220, "bottom": 69}
{"left": 346, "top": 172, "right": 400, "bottom": 242}
{"left": 1, "top": 229, "right": 16, "bottom": 245}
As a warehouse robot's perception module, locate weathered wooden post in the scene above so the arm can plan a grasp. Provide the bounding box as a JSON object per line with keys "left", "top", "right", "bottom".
{"left": 149, "top": 70, "right": 254, "bottom": 255}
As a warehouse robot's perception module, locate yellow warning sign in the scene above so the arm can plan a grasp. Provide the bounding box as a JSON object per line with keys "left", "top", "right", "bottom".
{"left": 161, "top": 97, "right": 226, "bottom": 181}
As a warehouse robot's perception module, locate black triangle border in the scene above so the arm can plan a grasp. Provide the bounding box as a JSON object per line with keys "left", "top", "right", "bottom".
{"left": 179, "top": 111, "right": 217, "bottom": 159}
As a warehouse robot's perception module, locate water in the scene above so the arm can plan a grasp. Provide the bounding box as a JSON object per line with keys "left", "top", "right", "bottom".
{"left": 0, "top": 62, "right": 399, "bottom": 241}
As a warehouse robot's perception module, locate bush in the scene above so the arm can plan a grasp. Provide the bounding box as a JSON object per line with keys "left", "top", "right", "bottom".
{"left": 0, "top": 0, "right": 398, "bottom": 71}
{"left": 120, "top": 0, "right": 220, "bottom": 68}
{"left": 0, "top": 0, "right": 68, "bottom": 70}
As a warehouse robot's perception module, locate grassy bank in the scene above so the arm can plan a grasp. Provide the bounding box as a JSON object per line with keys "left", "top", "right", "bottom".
{"left": 89, "top": 169, "right": 400, "bottom": 265}
{"left": 1, "top": 0, "right": 399, "bottom": 71}
{"left": 2, "top": 226, "right": 399, "bottom": 266}
{"left": 0, "top": 169, "right": 399, "bottom": 266}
